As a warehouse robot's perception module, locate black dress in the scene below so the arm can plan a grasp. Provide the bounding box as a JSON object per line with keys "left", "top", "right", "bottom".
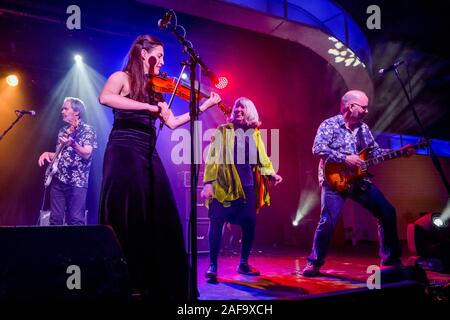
{"left": 99, "top": 98, "right": 189, "bottom": 301}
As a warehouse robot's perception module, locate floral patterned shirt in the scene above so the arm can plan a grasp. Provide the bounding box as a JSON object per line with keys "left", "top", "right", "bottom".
{"left": 312, "top": 114, "right": 390, "bottom": 186}
{"left": 55, "top": 121, "right": 97, "bottom": 188}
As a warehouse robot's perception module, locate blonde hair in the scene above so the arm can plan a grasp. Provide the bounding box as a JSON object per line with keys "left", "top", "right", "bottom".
{"left": 229, "top": 97, "right": 261, "bottom": 128}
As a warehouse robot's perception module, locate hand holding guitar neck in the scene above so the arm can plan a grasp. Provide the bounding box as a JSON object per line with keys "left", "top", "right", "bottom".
{"left": 58, "top": 135, "right": 74, "bottom": 147}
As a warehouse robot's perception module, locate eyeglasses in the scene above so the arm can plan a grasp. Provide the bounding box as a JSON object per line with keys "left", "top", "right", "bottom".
{"left": 351, "top": 102, "right": 368, "bottom": 111}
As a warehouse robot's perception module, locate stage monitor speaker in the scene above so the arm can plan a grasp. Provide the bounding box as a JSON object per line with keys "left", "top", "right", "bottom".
{"left": 186, "top": 218, "right": 210, "bottom": 254}
{"left": 0, "top": 225, "right": 128, "bottom": 301}
{"left": 296, "top": 266, "right": 430, "bottom": 306}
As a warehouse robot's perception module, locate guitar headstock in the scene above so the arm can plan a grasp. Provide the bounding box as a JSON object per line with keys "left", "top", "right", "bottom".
{"left": 416, "top": 138, "right": 430, "bottom": 149}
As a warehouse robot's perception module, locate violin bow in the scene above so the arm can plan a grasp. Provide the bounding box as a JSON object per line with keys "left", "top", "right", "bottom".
{"left": 166, "top": 64, "right": 187, "bottom": 110}
{"left": 158, "top": 64, "right": 187, "bottom": 131}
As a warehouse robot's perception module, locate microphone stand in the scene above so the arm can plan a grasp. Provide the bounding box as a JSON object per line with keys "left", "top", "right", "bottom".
{"left": 162, "top": 17, "right": 210, "bottom": 301}
{"left": 393, "top": 67, "right": 450, "bottom": 196}
{"left": 0, "top": 112, "right": 26, "bottom": 142}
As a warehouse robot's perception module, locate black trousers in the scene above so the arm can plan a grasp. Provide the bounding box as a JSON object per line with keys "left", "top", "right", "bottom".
{"left": 208, "top": 186, "right": 257, "bottom": 266}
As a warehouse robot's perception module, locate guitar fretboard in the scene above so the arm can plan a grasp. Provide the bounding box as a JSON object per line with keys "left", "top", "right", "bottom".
{"left": 364, "top": 141, "right": 427, "bottom": 168}
{"left": 365, "top": 149, "right": 406, "bottom": 167}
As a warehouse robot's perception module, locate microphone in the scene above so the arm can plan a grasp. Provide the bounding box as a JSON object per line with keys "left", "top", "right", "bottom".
{"left": 15, "top": 109, "right": 36, "bottom": 116}
{"left": 379, "top": 60, "right": 404, "bottom": 75}
{"left": 158, "top": 10, "right": 174, "bottom": 30}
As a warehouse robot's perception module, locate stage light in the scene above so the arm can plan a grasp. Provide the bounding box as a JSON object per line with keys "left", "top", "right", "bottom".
{"left": 407, "top": 212, "right": 450, "bottom": 273}
{"left": 6, "top": 74, "right": 19, "bottom": 87}
{"left": 181, "top": 73, "right": 188, "bottom": 80}
{"left": 214, "top": 76, "right": 228, "bottom": 89}
{"left": 327, "top": 37, "right": 366, "bottom": 68}
{"left": 74, "top": 54, "right": 83, "bottom": 63}
{"left": 293, "top": 189, "right": 319, "bottom": 227}
{"left": 433, "top": 216, "right": 445, "bottom": 228}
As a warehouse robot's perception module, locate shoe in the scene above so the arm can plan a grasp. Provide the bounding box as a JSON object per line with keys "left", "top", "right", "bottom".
{"left": 205, "top": 263, "right": 217, "bottom": 278}
{"left": 302, "top": 262, "right": 321, "bottom": 277}
{"left": 236, "top": 263, "right": 260, "bottom": 276}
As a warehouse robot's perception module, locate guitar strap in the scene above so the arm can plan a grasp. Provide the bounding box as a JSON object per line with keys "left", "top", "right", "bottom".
{"left": 355, "top": 126, "right": 371, "bottom": 191}
{"left": 355, "top": 126, "right": 367, "bottom": 153}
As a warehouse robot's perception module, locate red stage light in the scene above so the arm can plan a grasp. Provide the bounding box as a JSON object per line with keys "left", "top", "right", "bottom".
{"left": 214, "top": 76, "right": 228, "bottom": 89}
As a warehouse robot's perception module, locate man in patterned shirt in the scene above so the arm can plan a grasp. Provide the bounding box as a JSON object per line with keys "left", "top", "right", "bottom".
{"left": 38, "top": 97, "right": 97, "bottom": 225}
{"left": 302, "top": 90, "right": 415, "bottom": 277}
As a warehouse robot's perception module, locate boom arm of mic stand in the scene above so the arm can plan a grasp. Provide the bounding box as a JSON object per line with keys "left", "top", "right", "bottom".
{"left": 0, "top": 113, "right": 25, "bottom": 142}
{"left": 166, "top": 24, "right": 215, "bottom": 85}
{"left": 393, "top": 68, "right": 450, "bottom": 196}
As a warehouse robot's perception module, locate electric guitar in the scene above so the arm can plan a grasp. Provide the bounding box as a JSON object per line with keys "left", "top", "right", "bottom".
{"left": 324, "top": 140, "right": 429, "bottom": 192}
{"left": 43, "top": 119, "right": 80, "bottom": 188}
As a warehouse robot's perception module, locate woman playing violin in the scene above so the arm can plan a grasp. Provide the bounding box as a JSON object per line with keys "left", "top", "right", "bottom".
{"left": 98, "top": 34, "right": 221, "bottom": 302}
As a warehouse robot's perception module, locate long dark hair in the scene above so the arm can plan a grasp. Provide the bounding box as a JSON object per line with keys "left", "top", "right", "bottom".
{"left": 123, "top": 35, "right": 163, "bottom": 103}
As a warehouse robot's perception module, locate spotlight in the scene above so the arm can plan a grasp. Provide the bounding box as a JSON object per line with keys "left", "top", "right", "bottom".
{"left": 181, "top": 73, "right": 188, "bottom": 80}
{"left": 74, "top": 54, "right": 83, "bottom": 63}
{"left": 215, "top": 76, "right": 228, "bottom": 90}
{"left": 407, "top": 212, "right": 450, "bottom": 273}
{"left": 6, "top": 74, "right": 19, "bottom": 87}
{"left": 433, "top": 216, "right": 445, "bottom": 228}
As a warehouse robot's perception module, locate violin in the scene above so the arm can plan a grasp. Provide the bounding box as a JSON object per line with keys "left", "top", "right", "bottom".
{"left": 148, "top": 73, "right": 231, "bottom": 116}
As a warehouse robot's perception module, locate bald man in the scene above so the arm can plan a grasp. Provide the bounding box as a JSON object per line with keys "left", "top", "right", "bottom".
{"left": 302, "top": 90, "right": 414, "bottom": 277}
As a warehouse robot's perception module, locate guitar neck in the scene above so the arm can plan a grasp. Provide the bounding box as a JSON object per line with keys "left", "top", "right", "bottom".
{"left": 365, "top": 142, "right": 426, "bottom": 168}
{"left": 50, "top": 123, "right": 78, "bottom": 164}
{"left": 49, "top": 143, "right": 66, "bottom": 166}
{"left": 365, "top": 148, "right": 406, "bottom": 168}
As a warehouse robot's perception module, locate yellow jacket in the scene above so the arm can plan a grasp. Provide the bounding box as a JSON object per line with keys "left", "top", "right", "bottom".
{"left": 203, "top": 123, "right": 275, "bottom": 210}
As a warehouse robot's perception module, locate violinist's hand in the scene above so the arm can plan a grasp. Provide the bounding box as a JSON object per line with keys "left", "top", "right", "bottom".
{"left": 200, "top": 92, "right": 221, "bottom": 112}
{"left": 158, "top": 102, "right": 171, "bottom": 122}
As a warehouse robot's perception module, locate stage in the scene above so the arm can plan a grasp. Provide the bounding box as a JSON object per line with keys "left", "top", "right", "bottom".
{"left": 196, "top": 243, "right": 450, "bottom": 303}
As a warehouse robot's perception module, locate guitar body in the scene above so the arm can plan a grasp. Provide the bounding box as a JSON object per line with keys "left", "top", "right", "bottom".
{"left": 324, "top": 149, "right": 368, "bottom": 192}
{"left": 42, "top": 119, "right": 79, "bottom": 188}
{"left": 323, "top": 140, "right": 427, "bottom": 192}
{"left": 44, "top": 154, "right": 62, "bottom": 187}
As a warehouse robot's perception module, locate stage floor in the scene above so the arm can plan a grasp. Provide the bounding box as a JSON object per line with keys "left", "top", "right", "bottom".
{"left": 196, "top": 243, "right": 450, "bottom": 301}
